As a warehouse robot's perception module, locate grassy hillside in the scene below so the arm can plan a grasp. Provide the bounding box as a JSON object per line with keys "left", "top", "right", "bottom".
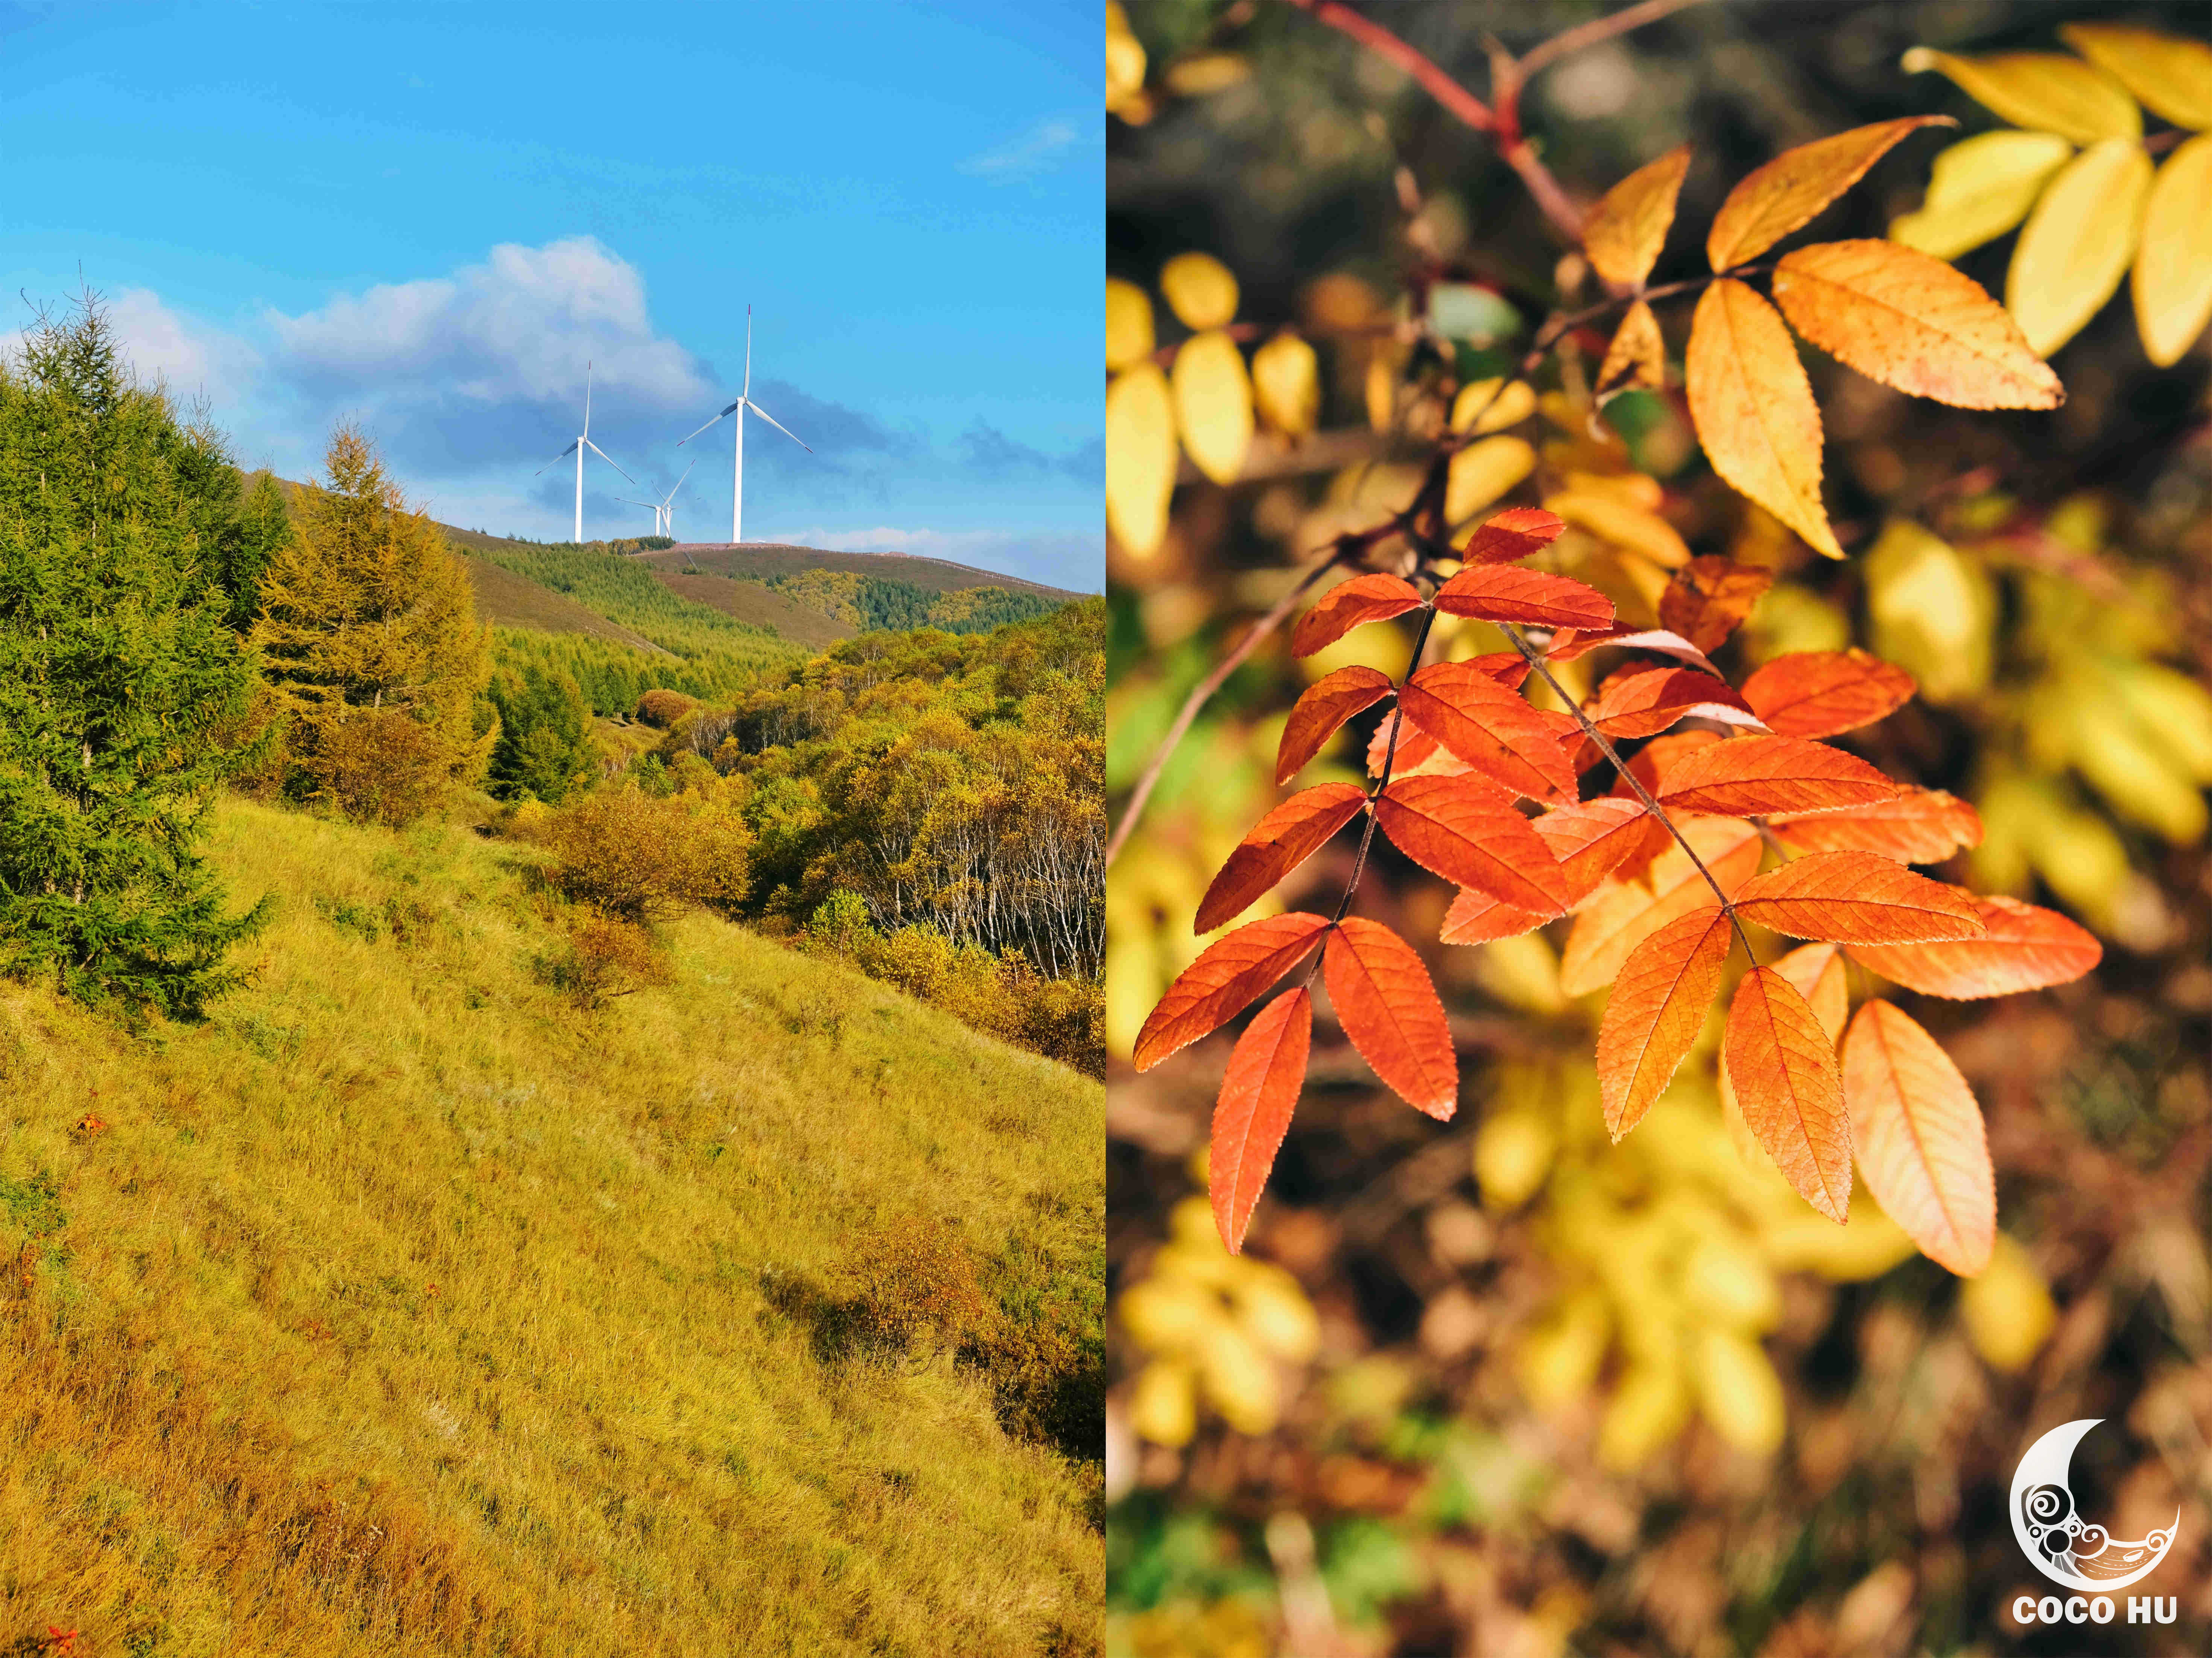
{"left": 643, "top": 543, "right": 1083, "bottom": 600}
{"left": 652, "top": 570, "right": 856, "bottom": 649}
{"left": 0, "top": 797, "right": 1101, "bottom": 1657}
{"left": 461, "top": 554, "right": 669, "bottom": 653}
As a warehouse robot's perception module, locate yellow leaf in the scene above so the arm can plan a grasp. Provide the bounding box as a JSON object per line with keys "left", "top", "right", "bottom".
{"left": 1250, "top": 331, "right": 1321, "bottom": 437}
{"left": 1598, "top": 1359, "right": 1691, "bottom": 1471}
{"left": 1106, "top": 277, "right": 1155, "bottom": 371}
{"left": 1171, "top": 331, "right": 1254, "bottom": 485}
{"left": 1595, "top": 299, "right": 1666, "bottom": 401}
{"left": 1888, "top": 130, "right": 2074, "bottom": 261}
{"left": 1160, "top": 251, "right": 1239, "bottom": 331}
{"left": 1164, "top": 52, "right": 1251, "bottom": 97}
{"left": 1862, "top": 520, "right": 1993, "bottom": 701}
{"left": 1474, "top": 1109, "right": 1555, "bottom": 1209}
{"left": 1957, "top": 1235, "right": 2055, "bottom": 1372}
{"left": 1107, "top": 3, "right": 1148, "bottom": 116}
{"left": 1692, "top": 1327, "right": 1785, "bottom": 1455}
{"left": 1105, "top": 362, "right": 1177, "bottom": 558}
{"left": 1544, "top": 488, "right": 1691, "bottom": 567}
{"left": 2007, "top": 138, "right": 2152, "bottom": 356}
{"left": 1902, "top": 47, "right": 2142, "bottom": 145}
{"left": 1583, "top": 144, "right": 1692, "bottom": 289}
{"left": 1771, "top": 239, "right": 2062, "bottom": 409}
{"left": 1444, "top": 435, "right": 1535, "bottom": 527}
{"left": 1449, "top": 376, "right": 1536, "bottom": 435}
{"left": 2133, "top": 134, "right": 2212, "bottom": 367}
{"left": 2060, "top": 23, "right": 2212, "bottom": 132}
{"left": 1129, "top": 1359, "right": 1197, "bottom": 1445}
{"left": 1686, "top": 279, "right": 1842, "bottom": 558}
{"left": 1706, "top": 118, "right": 1952, "bottom": 272}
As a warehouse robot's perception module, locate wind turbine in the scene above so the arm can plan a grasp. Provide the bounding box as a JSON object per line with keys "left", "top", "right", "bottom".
{"left": 678, "top": 307, "right": 811, "bottom": 544}
{"left": 619, "top": 459, "right": 697, "bottom": 539}
{"left": 535, "top": 362, "right": 635, "bottom": 543}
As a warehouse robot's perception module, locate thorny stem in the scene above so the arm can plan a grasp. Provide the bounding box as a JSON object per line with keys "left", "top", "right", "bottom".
{"left": 1494, "top": 619, "right": 1759, "bottom": 965}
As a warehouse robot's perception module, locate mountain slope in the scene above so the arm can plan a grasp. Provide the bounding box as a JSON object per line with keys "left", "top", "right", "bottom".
{"left": 651, "top": 570, "right": 857, "bottom": 649}
{"left": 0, "top": 797, "right": 1101, "bottom": 1657}
{"left": 645, "top": 543, "right": 1084, "bottom": 600}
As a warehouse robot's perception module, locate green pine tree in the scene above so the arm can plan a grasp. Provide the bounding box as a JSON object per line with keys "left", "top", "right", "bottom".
{"left": 0, "top": 292, "right": 271, "bottom": 1022}
{"left": 487, "top": 661, "right": 596, "bottom": 804}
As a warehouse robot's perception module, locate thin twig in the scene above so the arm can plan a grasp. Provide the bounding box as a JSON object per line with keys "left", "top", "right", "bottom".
{"left": 1515, "top": 0, "right": 1717, "bottom": 80}
{"left": 1105, "top": 549, "right": 1345, "bottom": 869}
{"left": 1495, "top": 619, "right": 1757, "bottom": 963}
{"left": 1279, "top": 0, "right": 1496, "bottom": 132}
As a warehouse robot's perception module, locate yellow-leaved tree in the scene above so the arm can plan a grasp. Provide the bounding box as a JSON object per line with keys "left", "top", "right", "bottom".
{"left": 254, "top": 425, "right": 494, "bottom": 825}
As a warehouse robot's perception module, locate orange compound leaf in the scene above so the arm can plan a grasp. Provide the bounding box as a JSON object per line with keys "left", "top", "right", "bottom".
{"left": 1211, "top": 989, "right": 1314, "bottom": 1255}
{"left": 1195, "top": 785, "right": 1370, "bottom": 936}
{"left": 1741, "top": 649, "right": 1916, "bottom": 739}
{"left": 1367, "top": 711, "right": 1466, "bottom": 781}
{"left": 1846, "top": 891, "right": 2101, "bottom": 999}
{"left": 1843, "top": 1000, "right": 1995, "bottom": 1275}
{"left": 1279, "top": 665, "right": 1396, "bottom": 785}
{"left": 1587, "top": 664, "right": 1765, "bottom": 741}
{"left": 1772, "top": 239, "right": 2063, "bottom": 411}
{"left": 1768, "top": 787, "right": 1984, "bottom": 865}
{"left": 1560, "top": 815, "right": 1764, "bottom": 995}
{"left": 1771, "top": 940, "right": 1849, "bottom": 1043}
{"left": 1725, "top": 967, "right": 1853, "bottom": 1222}
{"left": 1612, "top": 730, "right": 1723, "bottom": 803}
{"left": 1658, "top": 556, "right": 1774, "bottom": 653}
{"left": 1584, "top": 144, "right": 1692, "bottom": 289}
{"left": 1434, "top": 566, "right": 1615, "bottom": 631}
{"left": 1733, "top": 851, "right": 1986, "bottom": 945}
{"left": 1706, "top": 117, "right": 1954, "bottom": 271}
{"left": 1399, "top": 660, "right": 1580, "bottom": 802}
{"left": 1324, "top": 918, "right": 1459, "bottom": 1119}
{"left": 1534, "top": 796, "right": 1653, "bottom": 906}
{"left": 1134, "top": 912, "right": 1333, "bottom": 1072}
{"left": 1459, "top": 505, "right": 1567, "bottom": 566}
{"left": 1598, "top": 905, "right": 1735, "bottom": 1141}
{"left": 1544, "top": 624, "right": 1721, "bottom": 676}
{"left": 1655, "top": 734, "right": 1896, "bottom": 817}
{"left": 1375, "top": 774, "right": 1569, "bottom": 913}
{"left": 1291, "top": 572, "right": 1426, "bottom": 658}
{"left": 1439, "top": 886, "right": 1558, "bottom": 945}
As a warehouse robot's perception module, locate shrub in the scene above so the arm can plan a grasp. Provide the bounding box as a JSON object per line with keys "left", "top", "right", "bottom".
{"left": 532, "top": 906, "right": 671, "bottom": 1009}
{"left": 633, "top": 687, "right": 698, "bottom": 729}
{"left": 833, "top": 1215, "right": 993, "bottom": 1360}
{"left": 535, "top": 785, "right": 751, "bottom": 919}
{"left": 806, "top": 888, "right": 873, "bottom": 954}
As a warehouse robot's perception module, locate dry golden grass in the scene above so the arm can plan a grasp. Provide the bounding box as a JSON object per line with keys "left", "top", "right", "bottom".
{"left": 0, "top": 796, "right": 1102, "bottom": 1656}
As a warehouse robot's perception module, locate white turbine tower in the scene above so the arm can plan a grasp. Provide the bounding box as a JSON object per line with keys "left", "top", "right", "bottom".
{"left": 678, "top": 307, "right": 811, "bottom": 545}
{"left": 619, "top": 459, "right": 698, "bottom": 540}
{"left": 535, "top": 362, "right": 635, "bottom": 543}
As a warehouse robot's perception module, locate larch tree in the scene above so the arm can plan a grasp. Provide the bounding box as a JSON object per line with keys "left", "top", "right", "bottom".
{"left": 0, "top": 292, "right": 271, "bottom": 1021}
{"left": 254, "top": 426, "right": 494, "bottom": 825}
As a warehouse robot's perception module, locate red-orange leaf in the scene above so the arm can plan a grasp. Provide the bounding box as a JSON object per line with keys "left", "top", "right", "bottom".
{"left": 1438, "top": 888, "right": 1557, "bottom": 945}
{"left": 1535, "top": 796, "right": 1654, "bottom": 904}
{"left": 1291, "top": 572, "right": 1426, "bottom": 658}
{"left": 1741, "top": 649, "right": 1916, "bottom": 739}
{"left": 1598, "top": 905, "right": 1735, "bottom": 1140}
{"left": 1656, "top": 735, "right": 1896, "bottom": 817}
{"left": 1459, "top": 505, "right": 1566, "bottom": 565}
{"left": 1843, "top": 1000, "right": 1994, "bottom": 1275}
{"left": 1434, "top": 566, "right": 1615, "bottom": 630}
{"left": 1771, "top": 940, "right": 1848, "bottom": 1043}
{"left": 1211, "top": 989, "right": 1314, "bottom": 1255}
{"left": 1375, "top": 774, "right": 1568, "bottom": 912}
{"left": 1324, "top": 918, "right": 1458, "bottom": 1118}
{"left": 1560, "top": 815, "right": 1764, "bottom": 995}
{"left": 1732, "top": 851, "right": 1986, "bottom": 945}
{"left": 1725, "top": 967, "right": 1852, "bottom": 1222}
{"left": 1279, "top": 666, "right": 1396, "bottom": 784}
{"left": 1657, "top": 556, "right": 1774, "bottom": 652}
{"left": 1135, "top": 913, "right": 1332, "bottom": 1072}
{"left": 1195, "top": 785, "right": 1370, "bottom": 935}
{"left": 1846, "top": 892, "right": 2101, "bottom": 999}
{"left": 1768, "top": 788, "right": 1984, "bottom": 864}
{"left": 1588, "top": 664, "right": 1764, "bottom": 740}
{"left": 1613, "top": 730, "right": 1724, "bottom": 801}
{"left": 1546, "top": 624, "right": 1720, "bottom": 675}
{"left": 1367, "top": 711, "right": 1466, "bottom": 781}
{"left": 1399, "top": 660, "right": 1579, "bottom": 801}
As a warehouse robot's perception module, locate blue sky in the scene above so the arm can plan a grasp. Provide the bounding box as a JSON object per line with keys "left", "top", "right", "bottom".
{"left": 0, "top": 1, "right": 1101, "bottom": 589}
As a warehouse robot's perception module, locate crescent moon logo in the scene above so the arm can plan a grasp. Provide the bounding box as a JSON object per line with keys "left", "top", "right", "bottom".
{"left": 2010, "top": 1419, "right": 2179, "bottom": 1592}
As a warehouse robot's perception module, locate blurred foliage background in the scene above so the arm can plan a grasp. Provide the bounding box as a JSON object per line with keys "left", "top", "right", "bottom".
{"left": 1105, "top": 1, "right": 2212, "bottom": 1653}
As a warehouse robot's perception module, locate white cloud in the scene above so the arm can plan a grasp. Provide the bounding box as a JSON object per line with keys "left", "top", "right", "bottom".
{"left": 41, "top": 288, "right": 264, "bottom": 406}
{"left": 956, "top": 115, "right": 1087, "bottom": 184}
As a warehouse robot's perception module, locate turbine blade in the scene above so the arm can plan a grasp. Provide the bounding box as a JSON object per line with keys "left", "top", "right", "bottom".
{"left": 583, "top": 438, "right": 637, "bottom": 484}
{"left": 743, "top": 400, "right": 811, "bottom": 452}
{"left": 533, "top": 438, "right": 581, "bottom": 474}
{"left": 676, "top": 403, "right": 740, "bottom": 446}
{"left": 584, "top": 361, "right": 593, "bottom": 436}
{"left": 743, "top": 307, "right": 752, "bottom": 399}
